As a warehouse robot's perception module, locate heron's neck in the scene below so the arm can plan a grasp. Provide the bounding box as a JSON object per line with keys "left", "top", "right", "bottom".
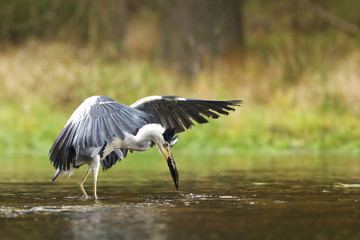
{"left": 101, "top": 124, "right": 164, "bottom": 159}
{"left": 130, "top": 124, "right": 164, "bottom": 151}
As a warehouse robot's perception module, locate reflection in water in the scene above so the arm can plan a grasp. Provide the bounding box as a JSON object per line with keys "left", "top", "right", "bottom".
{"left": 0, "top": 154, "right": 360, "bottom": 240}
{"left": 67, "top": 203, "right": 168, "bottom": 240}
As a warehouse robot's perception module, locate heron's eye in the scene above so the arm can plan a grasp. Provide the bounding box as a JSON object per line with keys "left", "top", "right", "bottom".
{"left": 163, "top": 142, "right": 170, "bottom": 148}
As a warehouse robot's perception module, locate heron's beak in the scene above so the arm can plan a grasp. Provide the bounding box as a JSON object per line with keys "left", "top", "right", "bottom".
{"left": 161, "top": 145, "right": 179, "bottom": 190}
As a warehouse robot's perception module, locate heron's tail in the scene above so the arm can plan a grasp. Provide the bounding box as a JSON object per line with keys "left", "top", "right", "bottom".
{"left": 52, "top": 169, "right": 61, "bottom": 182}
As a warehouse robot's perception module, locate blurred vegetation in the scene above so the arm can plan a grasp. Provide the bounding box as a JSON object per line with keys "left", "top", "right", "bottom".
{"left": 0, "top": 0, "right": 360, "bottom": 155}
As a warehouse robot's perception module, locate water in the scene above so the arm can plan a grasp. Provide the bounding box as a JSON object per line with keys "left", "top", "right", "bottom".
{"left": 1, "top": 153, "right": 360, "bottom": 240}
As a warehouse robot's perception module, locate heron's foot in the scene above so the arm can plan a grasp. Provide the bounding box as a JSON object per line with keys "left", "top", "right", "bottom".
{"left": 80, "top": 195, "right": 92, "bottom": 200}
{"left": 177, "top": 190, "right": 185, "bottom": 197}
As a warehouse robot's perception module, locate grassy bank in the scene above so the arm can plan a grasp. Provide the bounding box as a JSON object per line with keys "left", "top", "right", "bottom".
{"left": 0, "top": 40, "right": 359, "bottom": 155}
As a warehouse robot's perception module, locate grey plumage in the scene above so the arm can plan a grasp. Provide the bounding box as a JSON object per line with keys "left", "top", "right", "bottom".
{"left": 50, "top": 95, "right": 241, "bottom": 172}
{"left": 49, "top": 95, "right": 241, "bottom": 198}
{"left": 49, "top": 96, "right": 149, "bottom": 171}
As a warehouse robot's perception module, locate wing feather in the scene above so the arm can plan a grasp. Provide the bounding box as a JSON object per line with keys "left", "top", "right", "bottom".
{"left": 170, "top": 107, "right": 195, "bottom": 129}
{"left": 49, "top": 96, "right": 150, "bottom": 171}
{"left": 163, "top": 106, "right": 185, "bottom": 132}
{"left": 131, "top": 96, "right": 241, "bottom": 134}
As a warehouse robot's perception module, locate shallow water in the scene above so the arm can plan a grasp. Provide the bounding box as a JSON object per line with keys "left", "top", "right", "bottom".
{"left": 1, "top": 153, "right": 360, "bottom": 240}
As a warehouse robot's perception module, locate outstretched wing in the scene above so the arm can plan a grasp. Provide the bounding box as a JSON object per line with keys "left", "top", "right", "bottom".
{"left": 49, "top": 96, "right": 150, "bottom": 171}
{"left": 130, "top": 95, "right": 242, "bottom": 133}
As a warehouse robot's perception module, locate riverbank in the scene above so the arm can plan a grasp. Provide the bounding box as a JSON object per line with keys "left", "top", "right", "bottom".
{"left": 1, "top": 41, "right": 359, "bottom": 155}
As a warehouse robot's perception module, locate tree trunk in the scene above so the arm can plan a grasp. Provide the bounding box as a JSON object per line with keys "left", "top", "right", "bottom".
{"left": 159, "top": 0, "right": 244, "bottom": 77}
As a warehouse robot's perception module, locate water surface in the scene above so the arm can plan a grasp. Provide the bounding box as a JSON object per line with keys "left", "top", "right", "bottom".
{"left": 1, "top": 152, "right": 360, "bottom": 240}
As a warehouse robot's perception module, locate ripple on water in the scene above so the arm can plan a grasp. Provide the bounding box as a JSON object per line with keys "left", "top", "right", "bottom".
{"left": 0, "top": 205, "right": 96, "bottom": 216}
{"left": 184, "top": 193, "right": 238, "bottom": 199}
{"left": 0, "top": 200, "right": 182, "bottom": 218}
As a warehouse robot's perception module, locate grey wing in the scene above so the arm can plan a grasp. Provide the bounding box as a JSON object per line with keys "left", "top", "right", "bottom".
{"left": 49, "top": 96, "right": 150, "bottom": 171}
{"left": 130, "top": 95, "right": 242, "bottom": 133}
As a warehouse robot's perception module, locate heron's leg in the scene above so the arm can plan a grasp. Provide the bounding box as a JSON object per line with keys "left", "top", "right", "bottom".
{"left": 92, "top": 158, "right": 100, "bottom": 199}
{"left": 78, "top": 165, "right": 92, "bottom": 198}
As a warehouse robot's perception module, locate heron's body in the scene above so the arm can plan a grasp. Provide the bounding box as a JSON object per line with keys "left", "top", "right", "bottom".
{"left": 50, "top": 95, "right": 241, "bottom": 199}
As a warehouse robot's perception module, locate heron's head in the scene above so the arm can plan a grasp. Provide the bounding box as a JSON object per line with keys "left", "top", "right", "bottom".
{"left": 153, "top": 128, "right": 179, "bottom": 191}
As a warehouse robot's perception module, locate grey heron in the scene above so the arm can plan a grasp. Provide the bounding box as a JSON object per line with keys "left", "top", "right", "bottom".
{"left": 50, "top": 95, "right": 241, "bottom": 199}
